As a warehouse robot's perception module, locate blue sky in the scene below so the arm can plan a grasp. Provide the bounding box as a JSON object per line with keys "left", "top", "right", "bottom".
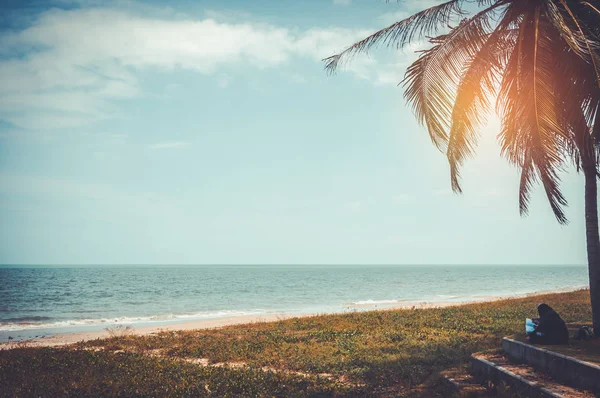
{"left": 0, "top": 0, "right": 590, "bottom": 265}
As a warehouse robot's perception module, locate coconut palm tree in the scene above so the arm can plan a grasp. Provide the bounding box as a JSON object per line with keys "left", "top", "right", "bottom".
{"left": 325, "top": 0, "right": 600, "bottom": 331}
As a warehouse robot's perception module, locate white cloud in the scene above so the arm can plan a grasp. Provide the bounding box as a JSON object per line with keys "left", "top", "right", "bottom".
{"left": 1, "top": 7, "right": 301, "bottom": 130}
{"left": 294, "top": 27, "right": 370, "bottom": 60}
{"left": 9, "top": 9, "right": 294, "bottom": 72}
{"left": 148, "top": 141, "right": 191, "bottom": 150}
{"left": 0, "top": 4, "right": 407, "bottom": 131}
{"left": 339, "top": 51, "right": 419, "bottom": 88}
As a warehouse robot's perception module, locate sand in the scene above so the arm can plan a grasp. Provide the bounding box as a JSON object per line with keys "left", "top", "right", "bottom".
{"left": 0, "top": 285, "right": 587, "bottom": 350}
{"left": 0, "top": 314, "right": 306, "bottom": 349}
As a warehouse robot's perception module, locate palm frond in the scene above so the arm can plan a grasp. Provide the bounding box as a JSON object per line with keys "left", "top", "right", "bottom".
{"left": 593, "top": 100, "right": 600, "bottom": 143}
{"left": 402, "top": 39, "right": 452, "bottom": 149}
{"left": 523, "top": 6, "right": 568, "bottom": 223}
{"left": 519, "top": 147, "right": 536, "bottom": 216}
{"left": 582, "top": 0, "right": 600, "bottom": 21}
{"left": 497, "top": 8, "right": 527, "bottom": 167}
{"left": 546, "top": 1, "right": 595, "bottom": 59}
{"left": 401, "top": 6, "right": 503, "bottom": 151}
{"left": 498, "top": 4, "right": 568, "bottom": 223}
{"left": 593, "top": 104, "right": 600, "bottom": 170}
{"left": 323, "top": 0, "right": 466, "bottom": 73}
{"left": 552, "top": 41, "right": 597, "bottom": 172}
{"left": 447, "top": 10, "right": 516, "bottom": 192}
{"left": 555, "top": 0, "right": 600, "bottom": 87}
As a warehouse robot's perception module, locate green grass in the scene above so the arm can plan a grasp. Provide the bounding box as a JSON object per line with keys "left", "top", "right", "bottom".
{"left": 0, "top": 348, "right": 349, "bottom": 397}
{"left": 0, "top": 290, "right": 592, "bottom": 397}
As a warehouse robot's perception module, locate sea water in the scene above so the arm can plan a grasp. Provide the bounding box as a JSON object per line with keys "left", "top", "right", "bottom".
{"left": 0, "top": 264, "right": 588, "bottom": 341}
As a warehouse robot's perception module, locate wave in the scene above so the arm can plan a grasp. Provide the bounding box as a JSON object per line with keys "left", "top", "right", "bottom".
{"left": 349, "top": 299, "right": 400, "bottom": 306}
{"left": 349, "top": 296, "right": 461, "bottom": 306}
{"left": 1, "top": 316, "right": 54, "bottom": 323}
{"left": 0, "top": 309, "right": 269, "bottom": 332}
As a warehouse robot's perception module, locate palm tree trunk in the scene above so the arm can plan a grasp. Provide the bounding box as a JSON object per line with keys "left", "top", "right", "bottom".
{"left": 584, "top": 165, "right": 600, "bottom": 334}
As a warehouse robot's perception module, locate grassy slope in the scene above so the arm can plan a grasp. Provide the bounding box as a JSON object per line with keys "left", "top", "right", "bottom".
{"left": 0, "top": 290, "right": 592, "bottom": 397}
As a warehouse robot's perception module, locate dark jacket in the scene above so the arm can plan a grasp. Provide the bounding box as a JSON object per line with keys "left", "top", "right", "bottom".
{"left": 528, "top": 303, "right": 569, "bottom": 345}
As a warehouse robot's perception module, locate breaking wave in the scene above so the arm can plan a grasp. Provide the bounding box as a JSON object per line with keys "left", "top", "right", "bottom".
{"left": 0, "top": 309, "right": 269, "bottom": 332}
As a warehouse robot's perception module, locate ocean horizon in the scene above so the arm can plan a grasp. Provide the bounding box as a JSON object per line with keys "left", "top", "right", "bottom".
{"left": 0, "top": 264, "right": 588, "bottom": 342}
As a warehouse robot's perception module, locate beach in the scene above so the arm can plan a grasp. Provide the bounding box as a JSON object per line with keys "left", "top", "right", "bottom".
{"left": 1, "top": 265, "right": 589, "bottom": 345}
{"left": 1, "top": 289, "right": 593, "bottom": 397}
{"left": 1, "top": 285, "right": 586, "bottom": 350}
{"left": 0, "top": 314, "right": 299, "bottom": 349}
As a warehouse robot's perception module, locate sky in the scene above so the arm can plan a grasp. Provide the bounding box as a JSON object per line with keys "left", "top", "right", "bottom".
{"left": 0, "top": 0, "right": 591, "bottom": 265}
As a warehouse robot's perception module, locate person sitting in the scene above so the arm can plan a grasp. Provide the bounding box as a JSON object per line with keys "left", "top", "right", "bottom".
{"left": 527, "top": 303, "right": 569, "bottom": 345}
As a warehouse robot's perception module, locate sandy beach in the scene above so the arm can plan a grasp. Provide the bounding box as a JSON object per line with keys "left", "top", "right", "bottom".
{"left": 0, "top": 314, "right": 301, "bottom": 349}
{"left": 1, "top": 286, "right": 586, "bottom": 350}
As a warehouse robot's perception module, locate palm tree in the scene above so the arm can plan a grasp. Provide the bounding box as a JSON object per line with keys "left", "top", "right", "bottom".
{"left": 325, "top": 0, "right": 600, "bottom": 331}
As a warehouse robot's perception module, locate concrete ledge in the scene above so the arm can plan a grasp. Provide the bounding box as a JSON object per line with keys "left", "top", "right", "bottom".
{"left": 440, "top": 375, "right": 460, "bottom": 395}
{"left": 470, "top": 354, "right": 562, "bottom": 398}
{"left": 502, "top": 337, "right": 600, "bottom": 393}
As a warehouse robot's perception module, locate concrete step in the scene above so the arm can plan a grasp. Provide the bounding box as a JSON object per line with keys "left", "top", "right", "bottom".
{"left": 471, "top": 350, "right": 594, "bottom": 398}
{"left": 439, "top": 366, "right": 491, "bottom": 397}
{"left": 502, "top": 337, "right": 600, "bottom": 394}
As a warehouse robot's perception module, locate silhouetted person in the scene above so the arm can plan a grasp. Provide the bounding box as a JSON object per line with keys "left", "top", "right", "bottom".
{"left": 527, "top": 303, "right": 569, "bottom": 345}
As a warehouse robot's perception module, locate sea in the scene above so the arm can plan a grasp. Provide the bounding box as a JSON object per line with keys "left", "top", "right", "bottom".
{"left": 0, "top": 264, "right": 589, "bottom": 342}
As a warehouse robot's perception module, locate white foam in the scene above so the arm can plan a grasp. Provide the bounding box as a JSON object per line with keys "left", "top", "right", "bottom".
{"left": 351, "top": 299, "right": 399, "bottom": 305}
{"left": 0, "top": 309, "right": 269, "bottom": 332}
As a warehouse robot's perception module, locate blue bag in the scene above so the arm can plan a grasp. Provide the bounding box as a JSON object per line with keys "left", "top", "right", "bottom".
{"left": 526, "top": 318, "right": 535, "bottom": 334}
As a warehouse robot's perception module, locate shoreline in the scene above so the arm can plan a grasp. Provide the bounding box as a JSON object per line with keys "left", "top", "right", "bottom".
{"left": 0, "top": 285, "right": 587, "bottom": 350}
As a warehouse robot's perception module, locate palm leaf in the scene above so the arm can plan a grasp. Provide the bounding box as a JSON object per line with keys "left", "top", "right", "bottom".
{"left": 554, "top": 0, "right": 600, "bottom": 87}
{"left": 497, "top": 3, "right": 568, "bottom": 223}
{"left": 497, "top": 8, "right": 527, "bottom": 167}
{"left": 447, "top": 10, "right": 516, "bottom": 192}
{"left": 521, "top": 6, "right": 568, "bottom": 223}
{"left": 401, "top": 5, "right": 504, "bottom": 151}
{"left": 519, "top": 147, "right": 536, "bottom": 216}
{"left": 323, "top": 0, "right": 466, "bottom": 73}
